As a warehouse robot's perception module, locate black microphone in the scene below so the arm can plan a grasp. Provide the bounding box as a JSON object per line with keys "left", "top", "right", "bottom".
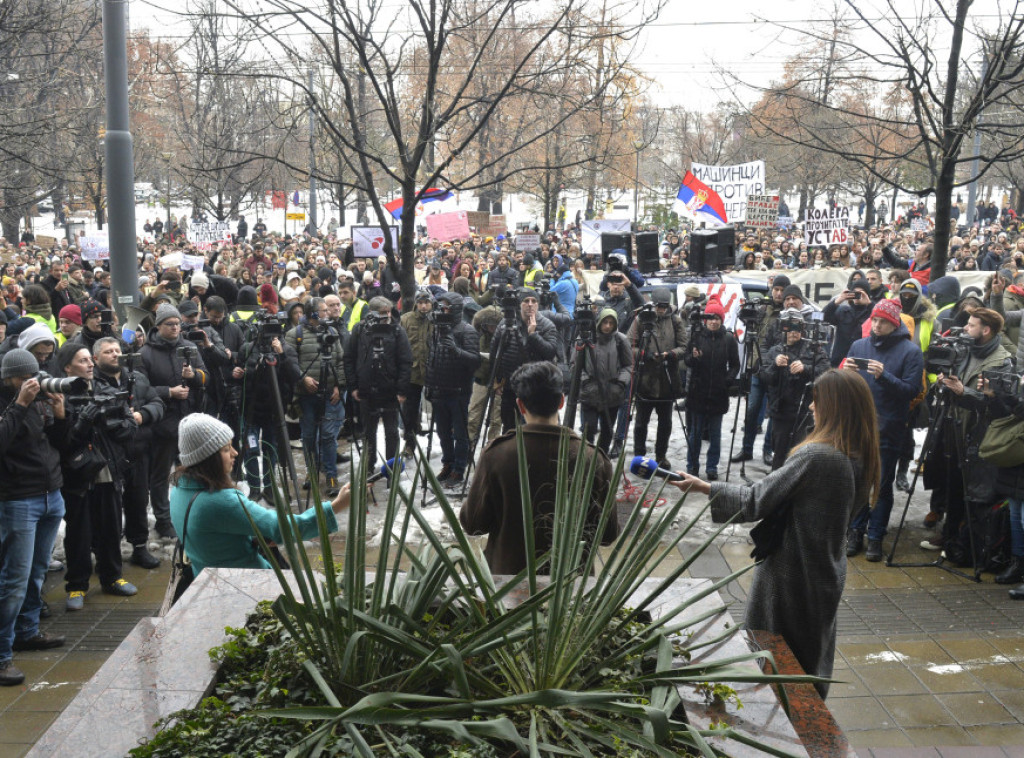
{"left": 367, "top": 457, "right": 404, "bottom": 484}
{"left": 629, "top": 455, "right": 683, "bottom": 482}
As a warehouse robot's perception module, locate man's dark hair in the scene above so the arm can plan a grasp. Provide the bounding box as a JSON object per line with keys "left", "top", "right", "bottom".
{"left": 338, "top": 280, "right": 355, "bottom": 292}
{"left": 510, "top": 361, "right": 563, "bottom": 418}
{"left": 204, "top": 295, "right": 227, "bottom": 314}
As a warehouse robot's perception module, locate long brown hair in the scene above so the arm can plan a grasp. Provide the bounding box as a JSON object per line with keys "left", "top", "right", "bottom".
{"left": 171, "top": 448, "right": 236, "bottom": 492}
{"left": 793, "top": 369, "right": 881, "bottom": 504}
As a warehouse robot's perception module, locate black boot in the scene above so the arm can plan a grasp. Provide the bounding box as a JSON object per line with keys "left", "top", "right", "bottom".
{"left": 894, "top": 458, "right": 910, "bottom": 492}
{"left": 995, "top": 556, "right": 1024, "bottom": 585}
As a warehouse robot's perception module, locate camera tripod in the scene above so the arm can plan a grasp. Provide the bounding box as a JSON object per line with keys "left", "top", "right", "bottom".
{"left": 626, "top": 317, "right": 686, "bottom": 460}
{"left": 885, "top": 384, "right": 981, "bottom": 582}
{"left": 725, "top": 322, "right": 763, "bottom": 482}
{"left": 563, "top": 324, "right": 616, "bottom": 448}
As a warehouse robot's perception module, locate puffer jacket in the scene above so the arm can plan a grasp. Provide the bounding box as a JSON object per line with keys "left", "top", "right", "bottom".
{"left": 344, "top": 319, "right": 413, "bottom": 400}
{"left": 400, "top": 308, "right": 433, "bottom": 386}
{"left": 424, "top": 293, "right": 481, "bottom": 395}
{"left": 140, "top": 331, "right": 208, "bottom": 438}
{"left": 628, "top": 311, "right": 688, "bottom": 402}
{"left": 487, "top": 264, "right": 519, "bottom": 290}
{"left": 683, "top": 326, "right": 740, "bottom": 415}
{"left": 492, "top": 313, "right": 560, "bottom": 381}
{"left": 576, "top": 308, "right": 632, "bottom": 410}
{"left": 284, "top": 320, "right": 347, "bottom": 395}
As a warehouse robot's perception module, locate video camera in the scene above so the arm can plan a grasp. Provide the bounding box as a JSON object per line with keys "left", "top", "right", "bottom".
{"left": 117, "top": 353, "right": 144, "bottom": 372}
{"left": 778, "top": 307, "right": 807, "bottom": 333}
{"left": 925, "top": 328, "right": 973, "bottom": 376}
{"left": 252, "top": 309, "right": 288, "bottom": 353}
{"left": 637, "top": 302, "right": 658, "bottom": 331}
{"left": 738, "top": 294, "right": 769, "bottom": 326}
{"left": 982, "top": 368, "right": 1020, "bottom": 398}
{"left": 490, "top": 284, "right": 519, "bottom": 322}
{"left": 429, "top": 310, "right": 459, "bottom": 330}
{"left": 574, "top": 294, "right": 597, "bottom": 342}
{"left": 186, "top": 318, "right": 212, "bottom": 344}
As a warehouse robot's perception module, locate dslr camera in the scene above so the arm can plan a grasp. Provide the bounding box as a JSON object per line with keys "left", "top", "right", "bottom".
{"left": 982, "top": 369, "right": 1020, "bottom": 398}
{"left": 36, "top": 372, "right": 88, "bottom": 395}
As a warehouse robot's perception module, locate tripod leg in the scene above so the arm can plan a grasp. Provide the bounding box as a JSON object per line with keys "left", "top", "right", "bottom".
{"left": 725, "top": 393, "right": 746, "bottom": 482}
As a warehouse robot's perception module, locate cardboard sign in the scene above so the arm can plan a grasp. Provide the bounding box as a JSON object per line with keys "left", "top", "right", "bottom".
{"left": 486, "top": 214, "right": 507, "bottom": 236}
{"left": 803, "top": 207, "right": 849, "bottom": 247}
{"left": 425, "top": 211, "right": 470, "bottom": 243}
{"left": 691, "top": 161, "right": 766, "bottom": 224}
{"left": 351, "top": 225, "right": 399, "bottom": 258}
{"left": 745, "top": 194, "right": 779, "bottom": 229}
{"left": 515, "top": 233, "right": 542, "bottom": 251}
{"left": 35, "top": 235, "right": 58, "bottom": 248}
{"left": 466, "top": 211, "right": 490, "bottom": 231}
{"left": 189, "top": 221, "right": 232, "bottom": 252}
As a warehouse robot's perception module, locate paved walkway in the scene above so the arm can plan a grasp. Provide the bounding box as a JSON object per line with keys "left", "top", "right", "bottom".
{"left": 4, "top": 415, "right": 1024, "bottom": 755}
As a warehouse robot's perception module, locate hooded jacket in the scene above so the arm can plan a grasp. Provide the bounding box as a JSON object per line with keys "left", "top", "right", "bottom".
{"left": 627, "top": 309, "right": 688, "bottom": 402}
{"left": 400, "top": 305, "right": 434, "bottom": 386}
{"left": 576, "top": 308, "right": 633, "bottom": 411}
{"left": 424, "top": 293, "right": 481, "bottom": 395}
{"left": 140, "top": 331, "right": 208, "bottom": 437}
{"left": 897, "top": 279, "right": 938, "bottom": 351}
{"left": 0, "top": 384, "right": 69, "bottom": 499}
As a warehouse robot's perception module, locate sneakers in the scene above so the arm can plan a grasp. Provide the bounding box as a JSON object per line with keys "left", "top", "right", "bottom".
{"left": 102, "top": 579, "right": 138, "bottom": 597}
{"left": 12, "top": 631, "right": 65, "bottom": 651}
{"left": 865, "top": 539, "right": 883, "bottom": 562}
{"left": 156, "top": 521, "right": 178, "bottom": 540}
{"left": 436, "top": 464, "right": 453, "bottom": 483}
{"left": 47, "top": 558, "right": 65, "bottom": 573}
{"left": 0, "top": 663, "right": 25, "bottom": 687}
{"left": 608, "top": 441, "right": 623, "bottom": 459}
{"left": 895, "top": 474, "right": 910, "bottom": 492}
{"left": 131, "top": 545, "right": 161, "bottom": 569}
{"left": 923, "top": 511, "right": 942, "bottom": 528}
{"left": 443, "top": 470, "right": 464, "bottom": 488}
{"left": 846, "top": 529, "right": 865, "bottom": 558}
{"left": 66, "top": 591, "right": 86, "bottom": 611}
{"left": 920, "top": 536, "right": 944, "bottom": 551}
{"left": 325, "top": 477, "right": 340, "bottom": 497}
{"left": 1009, "top": 584, "right": 1024, "bottom": 601}
{"left": 730, "top": 451, "right": 753, "bottom": 463}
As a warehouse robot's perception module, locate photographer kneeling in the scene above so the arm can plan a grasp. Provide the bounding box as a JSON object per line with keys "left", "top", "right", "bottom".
{"left": 56, "top": 342, "right": 140, "bottom": 610}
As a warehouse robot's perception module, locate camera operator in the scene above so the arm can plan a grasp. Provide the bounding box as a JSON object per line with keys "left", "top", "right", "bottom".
{"left": 536, "top": 276, "right": 574, "bottom": 374}
{"left": 424, "top": 293, "right": 481, "bottom": 486}
{"left": 468, "top": 305, "right": 503, "bottom": 446}
{"left": 922, "top": 309, "right": 1011, "bottom": 563}
{"left": 179, "top": 300, "right": 231, "bottom": 415}
{"left": 399, "top": 289, "right": 434, "bottom": 458}
{"left": 491, "top": 288, "right": 560, "bottom": 433}
{"left": 683, "top": 296, "right": 740, "bottom": 479}
{"left": 843, "top": 299, "right": 925, "bottom": 561}
{"left": 822, "top": 279, "right": 873, "bottom": 367}
{"left": 598, "top": 256, "right": 646, "bottom": 334}
{"left": 92, "top": 338, "right": 165, "bottom": 570}
{"left": 140, "top": 304, "right": 209, "bottom": 540}
{"left": 0, "top": 349, "right": 69, "bottom": 686}
{"left": 203, "top": 295, "right": 245, "bottom": 431}
{"left": 285, "top": 294, "right": 348, "bottom": 495}
{"left": 345, "top": 298, "right": 412, "bottom": 472}
{"left": 55, "top": 342, "right": 140, "bottom": 610}
{"left": 577, "top": 308, "right": 632, "bottom": 453}
{"left": 761, "top": 310, "right": 829, "bottom": 469}
{"left": 732, "top": 274, "right": 791, "bottom": 467}
{"left": 69, "top": 300, "right": 129, "bottom": 355}
{"left": 232, "top": 320, "right": 301, "bottom": 502}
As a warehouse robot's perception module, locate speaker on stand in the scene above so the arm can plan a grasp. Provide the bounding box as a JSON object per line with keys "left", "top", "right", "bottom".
{"left": 635, "top": 231, "right": 661, "bottom": 274}
{"left": 689, "top": 229, "right": 718, "bottom": 275}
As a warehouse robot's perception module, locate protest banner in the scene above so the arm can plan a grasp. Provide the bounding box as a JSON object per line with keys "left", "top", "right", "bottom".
{"left": 425, "top": 211, "right": 470, "bottom": 243}
{"left": 515, "top": 233, "right": 541, "bottom": 252}
{"left": 351, "top": 225, "right": 399, "bottom": 258}
{"left": 777, "top": 215, "right": 794, "bottom": 230}
{"left": 189, "top": 221, "right": 232, "bottom": 252}
{"left": 35, "top": 235, "right": 58, "bottom": 248}
{"left": 803, "top": 207, "right": 850, "bottom": 247}
{"left": 581, "top": 218, "right": 630, "bottom": 256}
{"left": 690, "top": 161, "right": 766, "bottom": 224}
{"left": 158, "top": 252, "right": 183, "bottom": 269}
{"left": 745, "top": 194, "right": 779, "bottom": 229}
{"left": 80, "top": 234, "right": 110, "bottom": 261}
{"left": 180, "top": 254, "right": 205, "bottom": 271}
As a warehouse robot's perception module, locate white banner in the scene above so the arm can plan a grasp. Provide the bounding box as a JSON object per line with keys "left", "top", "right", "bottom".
{"left": 351, "top": 225, "right": 399, "bottom": 258}
{"left": 80, "top": 234, "right": 109, "bottom": 260}
{"left": 515, "top": 233, "right": 541, "bottom": 252}
{"left": 803, "top": 207, "right": 850, "bottom": 247}
{"left": 691, "top": 161, "right": 766, "bottom": 224}
{"left": 180, "top": 254, "right": 205, "bottom": 271}
{"left": 581, "top": 218, "right": 630, "bottom": 257}
{"left": 189, "top": 221, "right": 232, "bottom": 252}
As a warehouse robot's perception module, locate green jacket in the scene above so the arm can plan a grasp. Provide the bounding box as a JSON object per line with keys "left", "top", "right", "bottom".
{"left": 400, "top": 309, "right": 434, "bottom": 386}
{"left": 169, "top": 477, "right": 337, "bottom": 575}
{"left": 284, "top": 322, "right": 347, "bottom": 394}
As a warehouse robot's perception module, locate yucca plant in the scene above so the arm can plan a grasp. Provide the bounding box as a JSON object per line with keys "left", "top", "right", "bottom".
{"left": 241, "top": 428, "right": 821, "bottom": 757}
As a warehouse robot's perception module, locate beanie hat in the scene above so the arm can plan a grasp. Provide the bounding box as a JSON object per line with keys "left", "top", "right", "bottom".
{"left": 850, "top": 279, "right": 871, "bottom": 294}
{"left": 190, "top": 271, "right": 210, "bottom": 290}
{"left": 781, "top": 284, "right": 804, "bottom": 302}
{"left": 81, "top": 299, "right": 103, "bottom": 323}
{"left": 178, "top": 413, "right": 234, "bottom": 467}
{"left": 155, "top": 303, "right": 182, "bottom": 325}
{"left": 704, "top": 296, "right": 726, "bottom": 319}
{"left": 237, "top": 285, "right": 258, "bottom": 307}
{"left": 1, "top": 348, "right": 39, "bottom": 379}
{"left": 518, "top": 287, "right": 539, "bottom": 303}
{"left": 683, "top": 285, "right": 701, "bottom": 299}
{"left": 59, "top": 304, "right": 82, "bottom": 325}
{"left": 872, "top": 298, "right": 902, "bottom": 327}
{"left": 772, "top": 274, "right": 791, "bottom": 289}
{"left": 19, "top": 322, "right": 56, "bottom": 352}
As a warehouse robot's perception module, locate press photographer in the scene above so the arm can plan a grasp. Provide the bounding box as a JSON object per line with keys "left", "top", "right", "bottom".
{"left": 598, "top": 253, "right": 645, "bottom": 335}
{"left": 399, "top": 289, "right": 434, "bottom": 459}
{"left": 55, "top": 342, "right": 140, "bottom": 611}
{"left": 424, "top": 293, "right": 481, "bottom": 487}
{"left": 179, "top": 300, "right": 231, "bottom": 415}
{"left": 982, "top": 369, "right": 1024, "bottom": 594}
{"left": 140, "top": 303, "right": 209, "bottom": 540}
{"left": 345, "top": 297, "right": 412, "bottom": 473}
{"left": 92, "top": 338, "right": 165, "bottom": 571}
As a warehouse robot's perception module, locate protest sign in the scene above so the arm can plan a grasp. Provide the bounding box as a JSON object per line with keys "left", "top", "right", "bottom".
{"left": 581, "top": 218, "right": 630, "bottom": 256}
{"left": 351, "top": 225, "right": 399, "bottom": 258}
{"left": 80, "top": 234, "right": 110, "bottom": 260}
{"left": 158, "top": 252, "right": 183, "bottom": 269}
{"left": 690, "top": 161, "right": 766, "bottom": 224}
{"left": 466, "top": 211, "right": 491, "bottom": 231}
{"left": 486, "top": 214, "right": 507, "bottom": 236}
{"left": 189, "top": 221, "right": 232, "bottom": 252}
{"left": 425, "top": 211, "right": 470, "bottom": 243}
{"left": 515, "top": 233, "right": 541, "bottom": 252}
{"left": 180, "top": 254, "right": 205, "bottom": 271}
{"left": 745, "top": 195, "right": 779, "bottom": 229}
{"left": 777, "top": 215, "right": 794, "bottom": 230}
{"left": 910, "top": 217, "right": 929, "bottom": 232}
{"left": 35, "top": 235, "right": 58, "bottom": 249}
{"left": 803, "top": 207, "right": 850, "bottom": 247}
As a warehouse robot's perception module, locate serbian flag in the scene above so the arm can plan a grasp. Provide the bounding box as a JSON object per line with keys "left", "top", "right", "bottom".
{"left": 384, "top": 187, "right": 453, "bottom": 220}
{"left": 674, "top": 171, "right": 728, "bottom": 227}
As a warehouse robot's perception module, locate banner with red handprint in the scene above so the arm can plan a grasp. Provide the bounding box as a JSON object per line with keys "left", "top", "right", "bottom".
{"left": 351, "top": 225, "right": 399, "bottom": 258}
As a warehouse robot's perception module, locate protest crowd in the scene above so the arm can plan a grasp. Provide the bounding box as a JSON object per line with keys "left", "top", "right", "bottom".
{"left": 2, "top": 191, "right": 1024, "bottom": 688}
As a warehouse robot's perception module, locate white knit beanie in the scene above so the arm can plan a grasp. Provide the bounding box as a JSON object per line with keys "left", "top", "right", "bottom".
{"left": 178, "top": 413, "right": 234, "bottom": 467}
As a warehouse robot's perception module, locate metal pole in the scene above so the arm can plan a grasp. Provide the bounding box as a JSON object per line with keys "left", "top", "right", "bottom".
{"left": 634, "top": 149, "right": 640, "bottom": 226}
{"left": 308, "top": 67, "right": 318, "bottom": 233}
{"left": 965, "top": 54, "right": 988, "bottom": 227}
{"left": 102, "top": 0, "right": 139, "bottom": 324}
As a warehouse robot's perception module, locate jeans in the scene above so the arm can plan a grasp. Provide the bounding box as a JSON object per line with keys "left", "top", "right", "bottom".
{"left": 433, "top": 393, "right": 471, "bottom": 472}
{"left": 1010, "top": 499, "right": 1024, "bottom": 558}
{"left": 633, "top": 400, "right": 673, "bottom": 461}
{"left": 687, "top": 412, "right": 723, "bottom": 475}
{"left": 613, "top": 400, "right": 630, "bottom": 443}
{"left": 299, "top": 393, "right": 345, "bottom": 480}
{"left": 0, "top": 491, "right": 65, "bottom": 665}
{"left": 740, "top": 376, "right": 772, "bottom": 456}
{"left": 850, "top": 446, "right": 900, "bottom": 541}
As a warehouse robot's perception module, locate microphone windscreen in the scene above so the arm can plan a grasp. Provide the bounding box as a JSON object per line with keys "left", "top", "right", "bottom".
{"left": 629, "top": 455, "right": 658, "bottom": 479}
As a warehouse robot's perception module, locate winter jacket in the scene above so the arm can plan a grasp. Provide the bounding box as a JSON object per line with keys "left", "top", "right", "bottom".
{"left": 761, "top": 336, "right": 830, "bottom": 418}
{"left": 683, "top": 327, "right": 740, "bottom": 415}
{"left": 487, "top": 265, "right": 519, "bottom": 290}
{"left": 424, "top": 293, "right": 481, "bottom": 395}
{"left": 822, "top": 298, "right": 872, "bottom": 366}
{"left": 94, "top": 368, "right": 164, "bottom": 455}
{"left": 140, "top": 331, "right": 209, "bottom": 438}
{"left": 0, "top": 386, "right": 69, "bottom": 499}
{"left": 600, "top": 282, "right": 646, "bottom": 334}
{"left": 844, "top": 323, "right": 924, "bottom": 448}
{"left": 550, "top": 270, "right": 580, "bottom": 312}
{"left": 284, "top": 321, "right": 347, "bottom": 395}
{"left": 344, "top": 319, "right": 413, "bottom": 401}
{"left": 576, "top": 308, "right": 632, "bottom": 411}
{"left": 492, "top": 313, "right": 560, "bottom": 382}
{"left": 236, "top": 337, "right": 301, "bottom": 427}
{"left": 472, "top": 306, "right": 502, "bottom": 383}
{"left": 400, "top": 309, "right": 433, "bottom": 386}
{"left": 627, "top": 311, "right": 688, "bottom": 402}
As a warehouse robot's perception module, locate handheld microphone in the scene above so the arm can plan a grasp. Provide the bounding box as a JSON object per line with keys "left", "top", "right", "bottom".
{"left": 629, "top": 455, "right": 683, "bottom": 482}
{"left": 367, "top": 457, "right": 404, "bottom": 484}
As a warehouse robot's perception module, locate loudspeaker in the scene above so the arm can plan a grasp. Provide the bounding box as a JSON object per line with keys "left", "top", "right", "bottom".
{"left": 689, "top": 230, "right": 718, "bottom": 274}
{"left": 600, "top": 233, "right": 633, "bottom": 267}
{"left": 716, "top": 226, "right": 736, "bottom": 268}
{"left": 635, "top": 232, "right": 661, "bottom": 274}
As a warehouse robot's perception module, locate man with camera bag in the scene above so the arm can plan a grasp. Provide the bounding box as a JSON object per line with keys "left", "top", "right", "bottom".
{"left": 425, "top": 293, "right": 481, "bottom": 486}
{"left": 140, "top": 303, "right": 209, "bottom": 539}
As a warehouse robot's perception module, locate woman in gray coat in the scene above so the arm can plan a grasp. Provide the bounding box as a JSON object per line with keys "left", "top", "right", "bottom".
{"left": 672, "top": 369, "right": 880, "bottom": 698}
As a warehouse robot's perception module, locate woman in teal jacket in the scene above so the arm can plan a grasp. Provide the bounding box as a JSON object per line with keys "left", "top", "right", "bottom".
{"left": 169, "top": 413, "right": 349, "bottom": 575}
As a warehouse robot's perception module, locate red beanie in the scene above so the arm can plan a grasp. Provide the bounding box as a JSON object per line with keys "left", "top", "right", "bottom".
{"left": 871, "top": 298, "right": 902, "bottom": 327}
{"left": 59, "top": 304, "right": 82, "bottom": 325}
{"left": 705, "top": 296, "right": 726, "bottom": 319}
